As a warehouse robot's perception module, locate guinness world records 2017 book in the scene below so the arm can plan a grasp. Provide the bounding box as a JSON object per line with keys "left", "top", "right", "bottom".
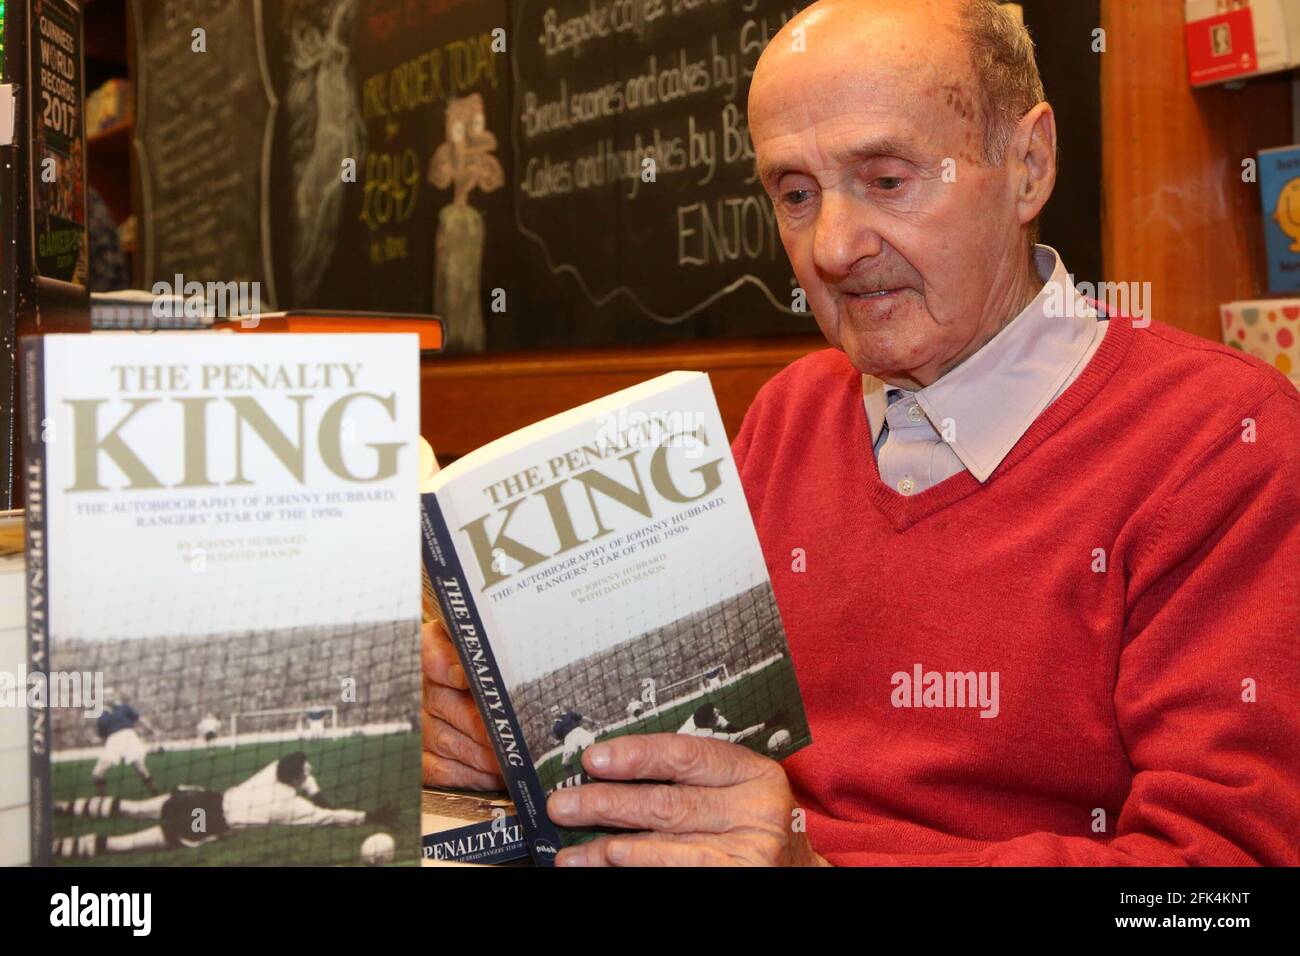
{"left": 2, "top": 0, "right": 92, "bottom": 510}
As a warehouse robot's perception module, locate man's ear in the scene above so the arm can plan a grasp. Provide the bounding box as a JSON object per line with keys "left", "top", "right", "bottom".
{"left": 1011, "top": 102, "right": 1057, "bottom": 228}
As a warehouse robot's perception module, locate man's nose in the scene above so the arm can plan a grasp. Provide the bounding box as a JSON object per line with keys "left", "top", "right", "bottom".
{"left": 812, "top": 190, "right": 882, "bottom": 278}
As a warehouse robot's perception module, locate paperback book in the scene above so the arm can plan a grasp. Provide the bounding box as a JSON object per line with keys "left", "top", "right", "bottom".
{"left": 421, "top": 788, "right": 527, "bottom": 865}
{"left": 1260, "top": 144, "right": 1300, "bottom": 293}
{"left": 20, "top": 333, "right": 423, "bottom": 866}
{"left": 419, "top": 371, "right": 811, "bottom": 866}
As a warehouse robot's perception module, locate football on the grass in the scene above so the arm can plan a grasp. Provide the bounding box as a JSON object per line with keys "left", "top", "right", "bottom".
{"left": 766, "top": 729, "right": 792, "bottom": 754}
{"left": 361, "top": 832, "right": 396, "bottom": 866}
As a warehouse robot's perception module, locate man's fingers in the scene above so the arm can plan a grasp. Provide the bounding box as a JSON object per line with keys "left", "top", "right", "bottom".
{"left": 422, "top": 750, "right": 503, "bottom": 791}
{"left": 547, "top": 781, "right": 731, "bottom": 834}
{"left": 422, "top": 710, "right": 500, "bottom": 776}
{"left": 580, "top": 733, "right": 769, "bottom": 787}
{"left": 422, "top": 678, "right": 491, "bottom": 748}
{"left": 556, "top": 832, "right": 733, "bottom": 867}
{"left": 421, "top": 621, "right": 467, "bottom": 689}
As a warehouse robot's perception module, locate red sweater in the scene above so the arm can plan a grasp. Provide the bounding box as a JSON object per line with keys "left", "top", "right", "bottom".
{"left": 732, "top": 316, "right": 1300, "bottom": 866}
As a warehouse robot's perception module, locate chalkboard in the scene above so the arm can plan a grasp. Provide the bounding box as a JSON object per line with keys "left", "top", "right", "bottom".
{"left": 132, "top": 0, "right": 1102, "bottom": 353}
{"left": 266, "top": 0, "right": 512, "bottom": 354}
{"left": 503, "top": 0, "right": 810, "bottom": 351}
{"left": 133, "top": 0, "right": 278, "bottom": 305}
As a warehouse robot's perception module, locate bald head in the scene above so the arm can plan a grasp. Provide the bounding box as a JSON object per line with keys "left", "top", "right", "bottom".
{"left": 755, "top": 0, "right": 1042, "bottom": 167}
{"left": 747, "top": 0, "right": 1058, "bottom": 388}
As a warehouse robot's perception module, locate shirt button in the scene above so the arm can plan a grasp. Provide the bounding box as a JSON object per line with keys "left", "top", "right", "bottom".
{"left": 906, "top": 403, "right": 925, "bottom": 423}
{"left": 897, "top": 477, "right": 916, "bottom": 495}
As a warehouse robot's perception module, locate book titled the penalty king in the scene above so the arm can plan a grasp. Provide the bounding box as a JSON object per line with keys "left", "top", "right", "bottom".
{"left": 19, "top": 334, "right": 423, "bottom": 866}
{"left": 419, "top": 372, "right": 811, "bottom": 867}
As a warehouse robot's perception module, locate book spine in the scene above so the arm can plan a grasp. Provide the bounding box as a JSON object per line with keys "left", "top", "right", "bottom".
{"left": 0, "top": 7, "right": 19, "bottom": 509}
{"left": 422, "top": 818, "right": 528, "bottom": 866}
{"left": 21, "top": 336, "right": 51, "bottom": 866}
{"left": 419, "top": 492, "right": 564, "bottom": 867}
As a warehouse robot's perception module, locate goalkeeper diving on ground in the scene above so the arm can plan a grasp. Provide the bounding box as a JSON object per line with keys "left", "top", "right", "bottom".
{"left": 52, "top": 751, "right": 399, "bottom": 859}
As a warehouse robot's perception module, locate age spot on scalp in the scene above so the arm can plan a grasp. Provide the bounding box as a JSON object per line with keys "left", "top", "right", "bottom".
{"left": 941, "top": 83, "right": 977, "bottom": 122}
{"left": 937, "top": 81, "right": 986, "bottom": 165}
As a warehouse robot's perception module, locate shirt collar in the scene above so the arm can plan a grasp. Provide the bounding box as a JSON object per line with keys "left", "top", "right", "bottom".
{"left": 864, "top": 245, "right": 1102, "bottom": 482}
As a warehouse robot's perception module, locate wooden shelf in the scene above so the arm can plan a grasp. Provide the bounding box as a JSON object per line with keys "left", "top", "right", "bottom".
{"left": 88, "top": 118, "right": 133, "bottom": 157}
{"left": 84, "top": 0, "right": 129, "bottom": 67}
{"left": 88, "top": 117, "right": 134, "bottom": 224}
{"left": 419, "top": 335, "right": 826, "bottom": 462}
{"left": 1103, "top": 0, "right": 1293, "bottom": 342}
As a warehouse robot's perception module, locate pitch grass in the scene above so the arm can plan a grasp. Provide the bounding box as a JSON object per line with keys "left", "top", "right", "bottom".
{"left": 534, "top": 656, "right": 811, "bottom": 847}
{"left": 51, "top": 731, "right": 421, "bottom": 866}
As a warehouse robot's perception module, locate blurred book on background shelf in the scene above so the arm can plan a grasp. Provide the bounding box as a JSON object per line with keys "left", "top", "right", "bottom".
{"left": 224, "top": 312, "right": 444, "bottom": 351}
{"left": 1259, "top": 145, "right": 1300, "bottom": 295}
{"left": 90, "top": 293, "right": 444, "bottom": 350}
{"left": 86, "top": 79, "right": 132, "bottom": 136}
{"left": 1186, "top": 0, "right": 1300, "bottom": 86}
{"left": 91, "top": 290, "right": 217, "bottom": 330}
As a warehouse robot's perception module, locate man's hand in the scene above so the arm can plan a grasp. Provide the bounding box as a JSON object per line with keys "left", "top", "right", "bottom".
{"left": 422, "top": 620, "right": 505, "bottom": 790}
{"left": 546, "top": 733, "right": 828, "bottom": 867}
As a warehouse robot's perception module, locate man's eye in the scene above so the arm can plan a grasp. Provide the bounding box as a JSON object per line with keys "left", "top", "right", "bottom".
{"left": 875, "top": 177, "right": 904, "bottom": 190}
{"left": 783, "top": 189, "right": 813, "bottom": 206}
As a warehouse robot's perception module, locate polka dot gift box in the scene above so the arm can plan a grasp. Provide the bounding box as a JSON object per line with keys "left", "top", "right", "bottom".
{"left": 1220, "top": 299, "right": 1300, "bottom": 389}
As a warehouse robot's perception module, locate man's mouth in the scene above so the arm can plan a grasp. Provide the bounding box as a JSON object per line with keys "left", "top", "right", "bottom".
{"left": 848, "top": 288, "right": 902, "bottom": 299}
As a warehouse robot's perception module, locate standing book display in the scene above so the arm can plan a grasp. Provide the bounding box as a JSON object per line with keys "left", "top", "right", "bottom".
{"left": 1, "top": 0, "right": 90, "bottom": 509}
{"left": 20, "top": 333, "right": 423, "bottom": 865}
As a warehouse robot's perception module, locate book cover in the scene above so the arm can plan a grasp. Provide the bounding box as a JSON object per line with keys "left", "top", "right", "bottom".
{"left": 90, "top": 291, "right": 217, "bottom": 331}
{"left": 1260, "top": 145, "right": 1300, "bottom": 294}
{"left": 21, "top": 333, "right": 422, "bottom": 865}
{"left": 0, "top": 510, "right": 27, "bottom": 865}
{"left": 421, "top": 787, "right": 527, "bottom": 865}
{"left": 1, "top": 0, "right": 92, "bottom": 510}
{"left": 1186, "top": 1, "right": 1263, "bottom": 86}
{"left": 25, "top": 0, "right": 88, "bottom": 290}
{"left": 420, "top": 371, "right": 811, "bottom": 866}
{"left": 1184, "top": 0, "right": 1299, "bottom": 86}
{"left": 1220, "top": 298, "right": 1300, "bottom": 384}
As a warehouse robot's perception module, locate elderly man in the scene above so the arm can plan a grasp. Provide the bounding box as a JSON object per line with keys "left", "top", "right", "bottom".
{"left": 421, "top": 0, "right": 1300, "bottom": 865}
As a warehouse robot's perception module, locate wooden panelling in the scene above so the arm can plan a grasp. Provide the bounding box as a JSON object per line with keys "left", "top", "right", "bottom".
{"left": 1102, "top": 0, "right": 1293, "bottom": 341}
{"left": 420, "top": 336, "right": 826, "bottom": 461}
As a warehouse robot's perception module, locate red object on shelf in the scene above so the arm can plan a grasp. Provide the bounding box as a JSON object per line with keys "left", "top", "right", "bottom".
{"left": 221, "top": 312, "right": 444, "bottom": 351}
{"left": 1186, "top": 6, "right": 1260, "bottom": 85}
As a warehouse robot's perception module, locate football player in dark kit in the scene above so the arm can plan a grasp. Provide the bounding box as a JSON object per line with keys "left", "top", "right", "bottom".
{"left": 91, "top": 692, "right": 159, "bottom": 797}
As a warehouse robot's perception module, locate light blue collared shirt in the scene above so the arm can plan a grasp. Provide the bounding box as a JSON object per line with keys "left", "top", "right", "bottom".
{"left": 864, "top": 245, "right": 1108, "bottom": 496}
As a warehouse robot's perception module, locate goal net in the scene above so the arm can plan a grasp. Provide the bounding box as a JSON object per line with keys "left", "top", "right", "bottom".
{"left": 230, "top": 706, "right": 339, "bottom": 747}
{"left": 654, "top": 663, "right": 731, "bottom": 703}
